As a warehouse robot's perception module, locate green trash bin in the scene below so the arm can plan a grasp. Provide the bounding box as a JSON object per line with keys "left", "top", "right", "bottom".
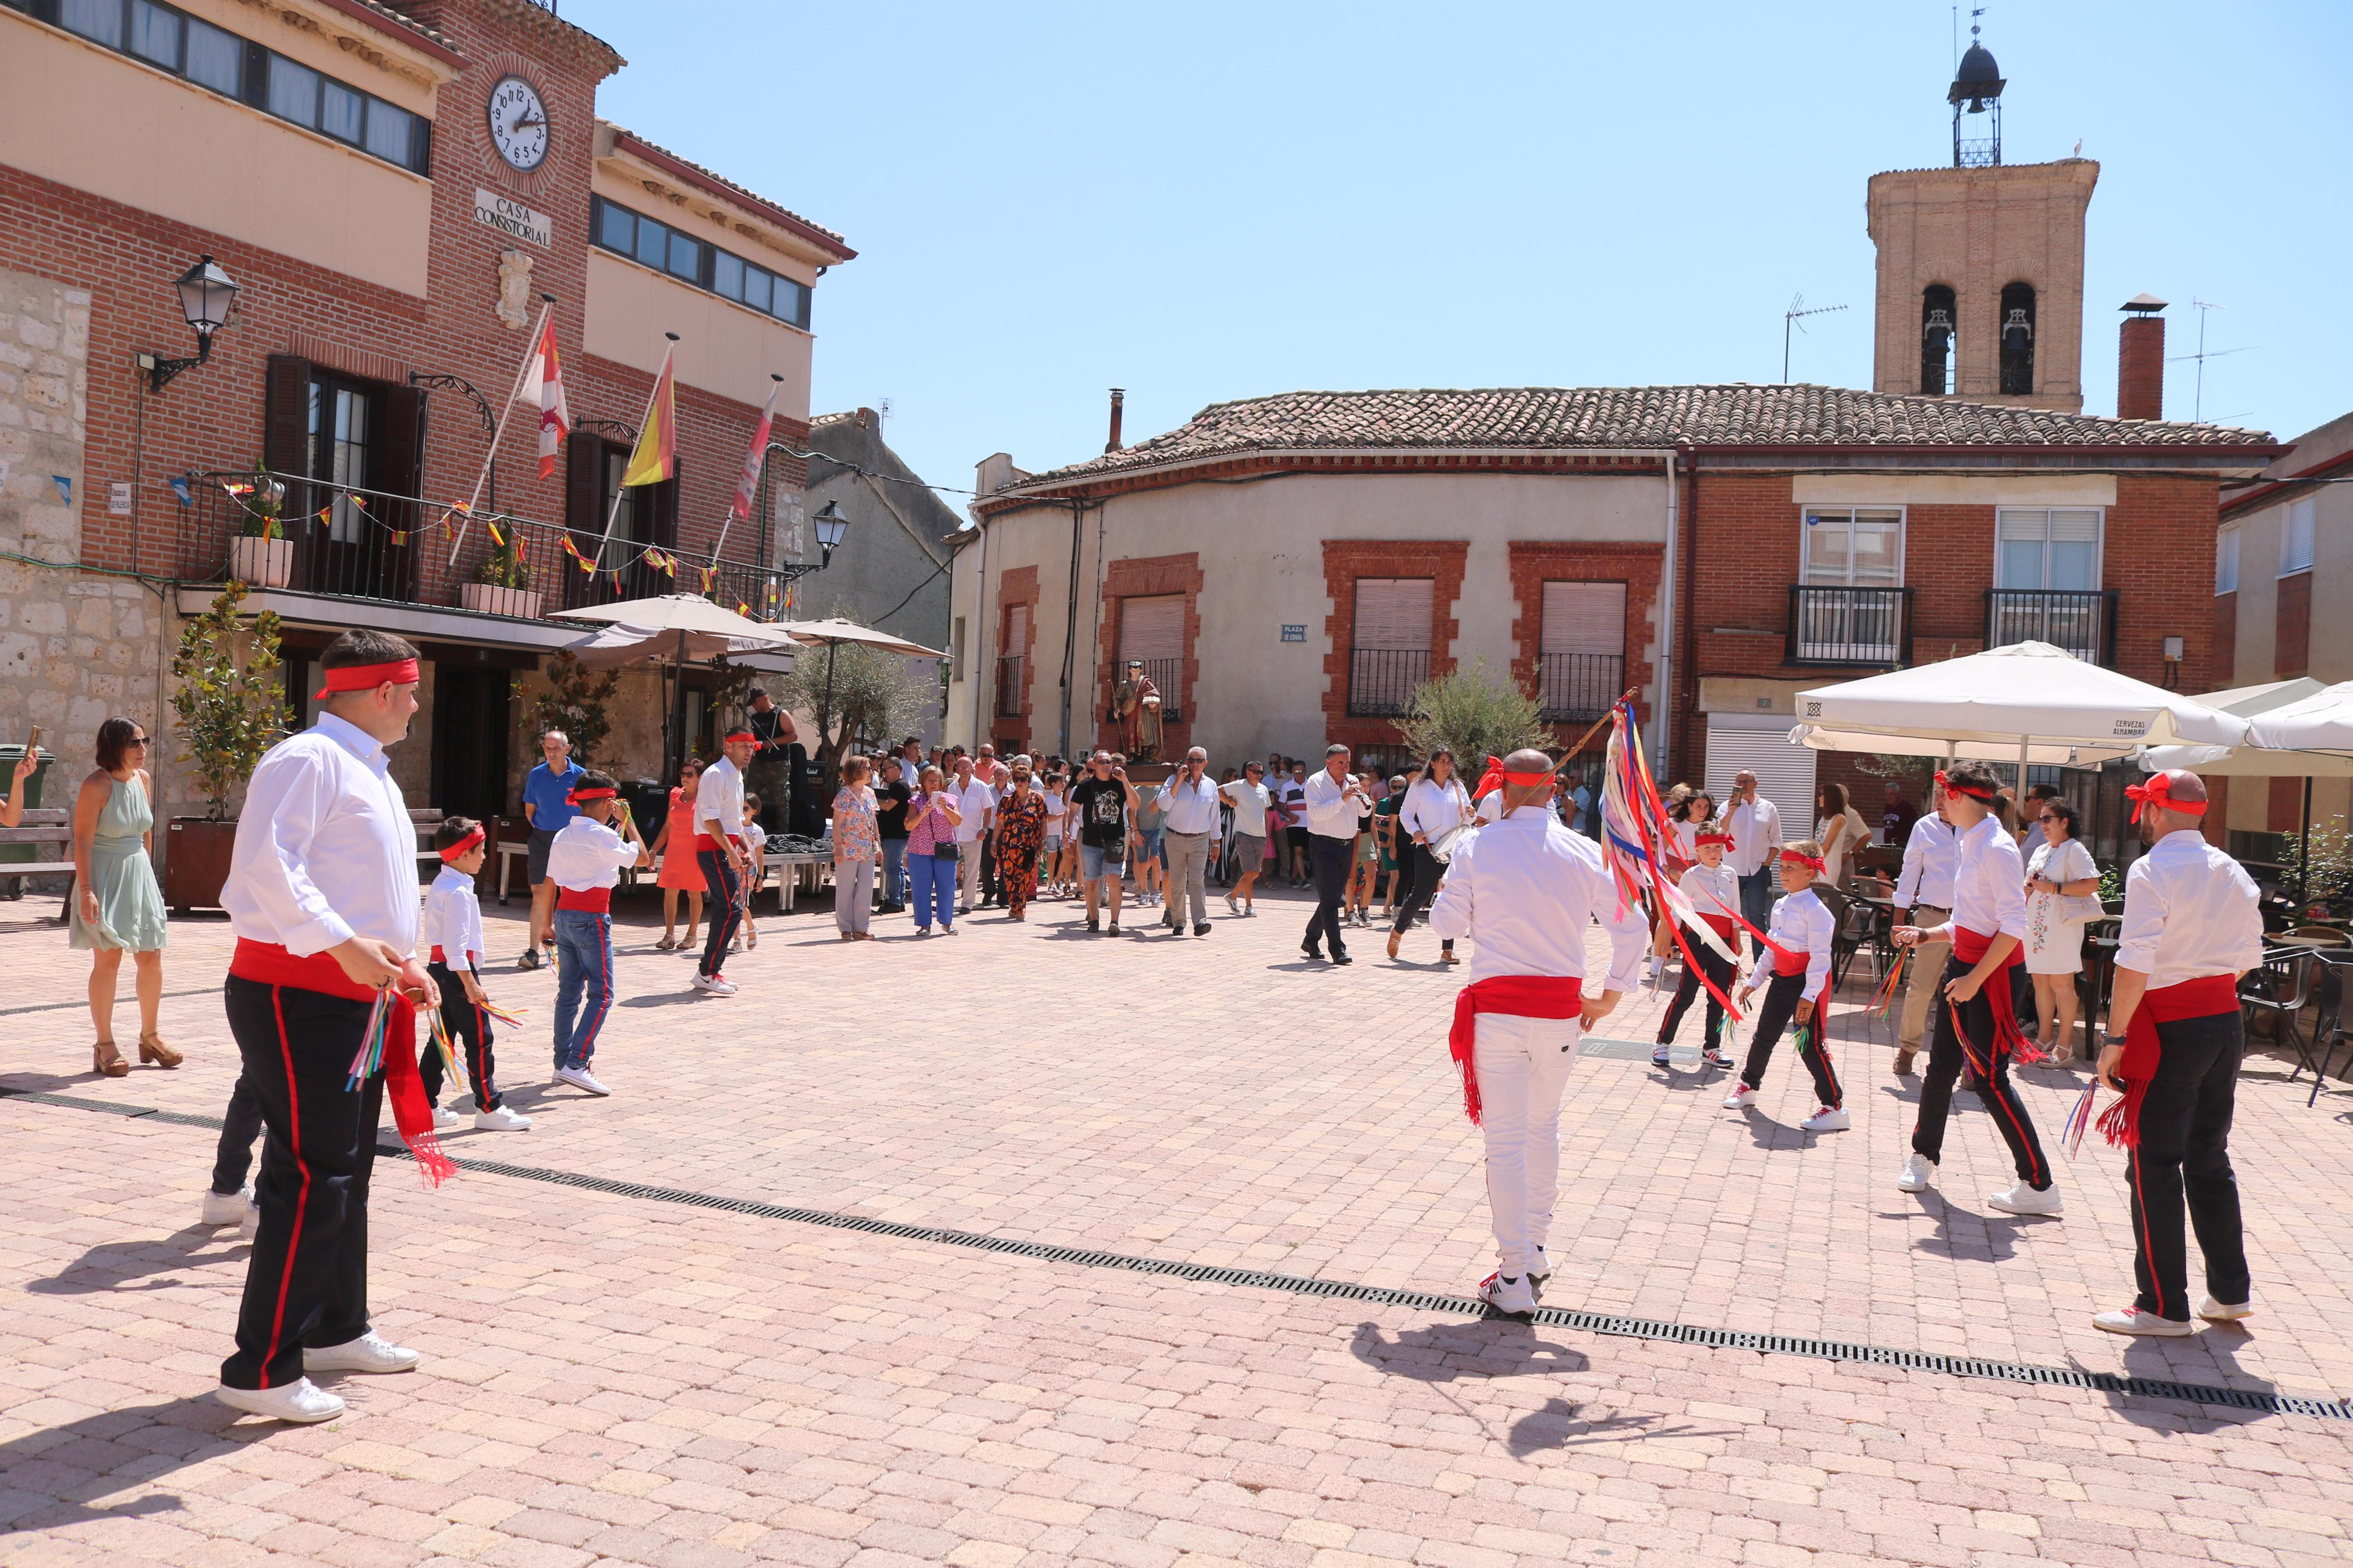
{"left": 0, "top": 742, "right": 55, "bottom": 898}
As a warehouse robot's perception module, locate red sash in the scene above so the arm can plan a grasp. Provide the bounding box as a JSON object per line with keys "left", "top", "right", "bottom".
{"left": 1695, "top": 912, "right": 1736, "bottom": 940}
{"left": 1448, "top": 975, "right": 1582, "bottom": 1125}
{"left": 2098, "top": 973, "right": 2240, "bottom": 1150}
{"left": 228, "top": 938, "right": 453, "bottom": 1185}
{"left": 1950, "top": 925, "right": 2039, "bottom": 1068}
{"left": 555, "top": 886, "right": 612, "bottom": 913}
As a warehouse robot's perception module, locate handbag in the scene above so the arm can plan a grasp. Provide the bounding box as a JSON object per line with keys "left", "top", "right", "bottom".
{"left": 932, "top": 841, "right": 960, "bottom": 862}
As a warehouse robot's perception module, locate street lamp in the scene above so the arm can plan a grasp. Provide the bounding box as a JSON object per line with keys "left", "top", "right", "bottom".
{"left": 811, "top": 499, "right": 849, "bottom": 567}
{"left": 144, "top": 255, "right": 239, "bottom": 392}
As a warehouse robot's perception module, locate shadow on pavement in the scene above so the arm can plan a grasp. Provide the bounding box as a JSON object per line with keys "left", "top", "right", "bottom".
{"left": 26, "top": 1226, "right": 247, "bottom": 1295}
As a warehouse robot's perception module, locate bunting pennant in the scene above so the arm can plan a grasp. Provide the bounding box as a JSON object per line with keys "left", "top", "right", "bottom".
{"left": 391, "top": 530, "right": 408, "bottom": 547}
{"left": 349, "top": 495, "right": 367, "bottom": 509}
{"left": 700, "top": 565, "right": 715, "bottom": 592}
{"left": 315, "top": 505, "right": 331, "bottom": 527}
{"left": 737, "top": 601, "right": 750, "bottom": 617}
{"left": 486, "top": 519, "right": 505, "bottom": 547}
{"left": 619, "top": 347, "right": 676, "bottom": 488}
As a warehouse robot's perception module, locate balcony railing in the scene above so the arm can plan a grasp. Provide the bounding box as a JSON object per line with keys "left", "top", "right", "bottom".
{"left": 1786, "top": 584, "right": 1914, "bottom": 667}
{"left": 1537, "top": 652, "right": 1622, "bottom": 723}
{"left": 175, "top": 471, "right": 794, "bottom": 627}
{"left": 994, "top": 654, "right": 1024, "bottom": 719}
{"left": 1131, "top": 656, "right": 1184, "bottom": 723}
{"left": 1986, "top": 588, "right": 2117, "bottom": 666}
{"left": 1347, "top": 647, "right": 1431, "bottom": 717}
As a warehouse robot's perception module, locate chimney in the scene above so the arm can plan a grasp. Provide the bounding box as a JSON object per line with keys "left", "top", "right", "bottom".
{"left": 1104, "top": 387, "right": 1126, "bottom": 453}
{"left": 2118, "top": 295, "right": 2166, "bottom": 420}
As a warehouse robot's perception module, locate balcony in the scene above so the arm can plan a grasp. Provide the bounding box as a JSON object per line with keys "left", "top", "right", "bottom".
{"left": 1786, "top": 585, "right": 1913, "bottom": 667}
{"left": 1131, "top": 656, "right": 1184, "bottom": 723}
{"left": 176, "top": 471, "right": 793, "bottom": 629}
{"left": 1347, "top": 647, "right": 1430, "bottom": 718}
{"left": 1986, "top": 588, "right": 2117, "bottom": 666}
{"left": 994, "top": 653, "right": 1024, "bottom": 719}
{"left": 1537, "top": 652, "right": 1622, "bottom": 723}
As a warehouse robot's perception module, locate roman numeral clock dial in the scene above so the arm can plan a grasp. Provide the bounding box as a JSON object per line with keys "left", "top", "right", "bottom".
{"left": 488, "top": 75, "right": 549, "bottom": 172}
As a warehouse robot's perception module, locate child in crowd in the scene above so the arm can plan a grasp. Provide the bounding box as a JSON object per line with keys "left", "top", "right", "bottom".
{"left": 1653, "top": 824, "right": 1741, "bottom": 1072}
{"left": 1723, "top": 841, "right": 1847, "bottom": 1131}
{"left": 418, "top": 817, "right": 530, "bottom": 1131}
{"left": 736, "top": 791, "right": 767, "bottom": 950}
{"left": 545, "top": 770, "right": 648, "bottom": 1097}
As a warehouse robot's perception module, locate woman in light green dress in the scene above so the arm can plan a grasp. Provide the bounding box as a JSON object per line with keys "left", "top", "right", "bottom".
{"left": 72, "top": 717, "right": 175, "bottom": 1076}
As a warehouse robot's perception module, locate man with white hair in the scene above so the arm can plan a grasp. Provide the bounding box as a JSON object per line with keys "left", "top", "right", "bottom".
{"left": 1429, "top": 749, "right": 1647, "bottom": 1317}
{"left": 1155, "top": 746, "right": 1219, "bottom": 936}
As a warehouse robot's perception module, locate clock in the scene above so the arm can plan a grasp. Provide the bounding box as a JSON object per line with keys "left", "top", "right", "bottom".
{"left": 487, "top": 75, "right": 549, "bottom": 172}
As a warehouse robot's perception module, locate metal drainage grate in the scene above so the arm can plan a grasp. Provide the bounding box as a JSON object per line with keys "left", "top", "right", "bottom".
{"left": 5, "top": 1085, "right": 2344, "bottom": 1424}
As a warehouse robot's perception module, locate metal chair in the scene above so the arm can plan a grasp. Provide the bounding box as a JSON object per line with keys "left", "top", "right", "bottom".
{"left": 2297, "top": 950, "right": 2353, "bottom": 1106}
{"left": 2240, "top": 945, "right": 2315, "bottom": 1080}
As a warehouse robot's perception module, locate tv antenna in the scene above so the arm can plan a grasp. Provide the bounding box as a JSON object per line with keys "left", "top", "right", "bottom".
{"left": 1783, "top": 294, "right": 1848, "bottom": 383}
{"left": 2173, "top": 300, "right": 2251, "bottom": 422}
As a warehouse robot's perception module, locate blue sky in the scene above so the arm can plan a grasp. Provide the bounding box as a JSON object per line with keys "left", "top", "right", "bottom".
{"left": 569, "top": 0, "right": 2353, "bottom": 502}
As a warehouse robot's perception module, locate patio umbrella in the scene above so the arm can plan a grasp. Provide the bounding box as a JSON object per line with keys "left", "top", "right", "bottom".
{"left": 2245, "top": 679, "right": 2353, "bottom": 758}
{"left": 768, "top": 617, "right": 946, "bottom": 758}
{"left": 551, "top": 596, "right": 802, "bottom": 778}
{"left": 2135, "top": 679, "right": 2345, "bottom": 776}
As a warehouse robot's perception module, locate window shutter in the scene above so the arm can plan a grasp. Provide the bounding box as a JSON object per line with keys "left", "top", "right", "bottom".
{"left": 1352, "top": 578, "right": 1433, "bottom": 650}
{"left": 565, "top": 433, "right": 602, "bottom": 536}
{"left": 2216, "top": 529, "right": 2240, "bottom": 595}
{"left": 1119, "top": 595, "right": 1184, "bottom": 661}
{"left": 1541, "top": 582, "right": 1624, "bottom": 655}
{"left": 1005, "top": 603, "right": 1029, "bottom": 653}
{"left": 263, "top": 354, "right": 311, "bottom": 477}
{"left": 1702, "top": 716, "right": 1818, "bottom": 838}
{"left": 2284, "top": 499, "right": 2317, "bottom": 574}
{"left": 378, "top": 383, "right": 424, "bottom": 522}
{"left": 2049, "top": 509, "right": 2100, "bottom": 545}
{"left": 653, "top": 464, "right": 680, "bottom": 551}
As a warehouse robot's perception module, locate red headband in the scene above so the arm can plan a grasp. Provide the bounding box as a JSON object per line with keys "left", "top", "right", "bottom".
{"left": 1474, "top": 755, "right": 1557, "bottom": 796}
{"left": 1933, "top": 769, "right": 1994, "bottom": 802}
{"left": 438, "top": 826, "right": 485, "bottom": 863}
{"left": 722, "top": 729, "right": 756, "bottom": 744}
{"left": 2125, "top": 774, "right": 2208, "bottom": 823}
{"left": 314, "top": 657, "right": 418, "bottom": 698}
{"left": 1696, "top": 831, "right": 1735, "bottom": 847}
{"left": 567, "top": 786, "right": 618, "bottom": 804}
{"left": 1780, "top": 848, "right": 1827, "bottom": 873}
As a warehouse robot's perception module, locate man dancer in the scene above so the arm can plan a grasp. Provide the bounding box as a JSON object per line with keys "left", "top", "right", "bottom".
{"left": 1156, "top": 746, "right": 1219, "bottom": 936}
{"left": 1725, "top": 770, "right": 1782, "bottom": 936}
{"left": 692, "top": 727, "right": 754, "bottom": 995}
{"left": 1890, "top": 777, "right": 1959, "bottom": 1075}
{"left": 1430, "top": 749, "right": 1646, "bottom": 1315}
{"left": 2092, "top": 769, "right": 2263, "bottom": 1335}
{"left": 1300, "top": 744, "right": 1368, "bottom": 965}
{"left": 215, "top": 630, "right": 449, "bottom": 1423}
{"left": 1892, "top": 761, "right": 2060, "bottom": 1214}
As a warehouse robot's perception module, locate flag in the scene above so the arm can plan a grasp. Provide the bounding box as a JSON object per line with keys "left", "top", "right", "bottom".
{"left": 619, "top": 347, "right": 676, "bottom": 488}
{"left": 517, "top": 318, "right": 571, "bottom": 480}
{"left": 485, "top": 519, "right": 504, "bottom": 547}
{"left": 729, "top": 379, "right": 779, "bottom": 521}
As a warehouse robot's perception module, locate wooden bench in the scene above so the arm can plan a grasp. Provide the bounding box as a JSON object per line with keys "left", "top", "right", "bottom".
{"left": 1, "top": 808, "right": 77, "bottom": 922}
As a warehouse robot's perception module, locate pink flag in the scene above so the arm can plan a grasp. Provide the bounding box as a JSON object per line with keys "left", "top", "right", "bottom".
{"left": 518, "top": 318, "right": 570, "bottom": 479}
{"left": 729, "top": 380, "right": 779, "bottom": 521}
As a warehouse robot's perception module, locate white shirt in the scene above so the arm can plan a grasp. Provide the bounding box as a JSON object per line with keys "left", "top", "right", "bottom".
{"left": 2115, "top": 830, "right": 2264, "bottom": 989}
{"left": 695, "top": 756, "right": 746, "bottom": 842}
{"left": 1672, "top": 819, "right": 1699, "bottom": 863}
{"left": 954, "top": 776, "right": 995, "bottom": 842}
{"left": 546, "top": 815, "right": 640, "bottom": 893}
{"left": 1221, "top": 778, "right": 1272, "bottom": 828}
{"left": 1428, "top": 807, "right": 1648, "bottom": 988}
{"left": 1042, "top": 789, "right": 1066, "bottom": 823}
{"left": 1155, "top": 773, "right": 1221, "bottom": 834}
{"left": 1893, "top": 813, "right": 1958, "bottom": 909}
{"left": 743, "top": 820, "right": 768, "bottom": 855}
{"left": 1400, "top": 776, "right": 1471, "bottom": 841}
{"left": 222, "top": 713, "right": 418, "bottom": 958}
{"left": 1301, "top": 767, "right": 1362, "bottom": 838}
{"left": 1477, "top": 791, "right": 1506, "bottom": 824}
{"left": 1677, "top": 860, "right": 1741, "bottom": 926}
{"left": 1949, "top": 812, "right": 2029, "bottom": 941}
{"left": 1726, "top": 795, "right": 1783, "bottom": 877}
{"left": 418, "top": 865, "right": 485, "bottom": 968}
{"left": 1745, "top": 888, "right": 1836, "bottom": 995}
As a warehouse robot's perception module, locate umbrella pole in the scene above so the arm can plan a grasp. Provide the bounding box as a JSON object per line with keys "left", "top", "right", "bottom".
{"left": 821, "top": 641, "right": 839, "bottom": 762}
{"left": 2300, "top": 775, "right": 2312, "bottom": 909}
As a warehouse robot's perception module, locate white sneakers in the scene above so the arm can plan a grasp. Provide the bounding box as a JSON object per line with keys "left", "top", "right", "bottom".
{"left": 430, "top": 1105, "right": 461, "bottom": 1132}
{"left": 554, "top": 1065, "right": 611, "bottom": 1096}
{"left": 218, "top": 1378, "right": 345, "bottom": 1424}
{"left": 1478, "top": 1272, "right": 1537, "bottom": 1316}
{"left": 199, "top": 1185, "right": 254, "bottom": 1228}
{"left": 1799, "top": 1105, "right": 1850, "bottom": 1132}
{"left": 1528, "top": 1247, "right": 1552, "bottom": 1287}
{"left": 1987, "top": 1180, "right": 2063, "bottom": 1216}
{"left": 473, "top": 1105, "right": 532, "bottom": 1131}
{"left": 690, "top": 972, "right": 737, "bottom": 995}
{"left": 1721, "top": 1085, "right": 1756, "bottom": 1110}
{"left": 304, "top": 1330, "right": 421, "bottom": 1374}
{"left": 2196, "top": 1294, "right": 2254, "bottom": 1322}
{"left": 2093, "top": 1306, "right": 2195, "bottom": 1337}
{"left": 1896, "top": 1153, "right": 1937, "bottom": 1193}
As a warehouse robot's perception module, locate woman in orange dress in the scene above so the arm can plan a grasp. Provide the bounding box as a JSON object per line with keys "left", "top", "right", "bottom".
{"left": 649, "top": 756, "right": 705, "bottom": 951}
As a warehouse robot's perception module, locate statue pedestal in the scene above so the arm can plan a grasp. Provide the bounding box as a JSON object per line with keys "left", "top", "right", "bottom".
{"left": 1123, "top": 762, "right": 1175, "bottom": 787}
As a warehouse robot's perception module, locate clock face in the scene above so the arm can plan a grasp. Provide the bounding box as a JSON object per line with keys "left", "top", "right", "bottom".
{"left": 487, "top": 76, "right": 549, "bottom": 172}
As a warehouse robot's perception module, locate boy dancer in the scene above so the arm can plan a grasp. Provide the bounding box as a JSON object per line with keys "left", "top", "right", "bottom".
{"left": 545, "top": 770, "right": 648, "bottom": 1096}
{"left": 1722, "top": 843, "right": 1847, "bottom": 1130}
{"left": 1653, "top": 825, "right": 1741, "bottom": 1071}
{"left": 418, "top": 817, "right": 529, "bottom": 1132}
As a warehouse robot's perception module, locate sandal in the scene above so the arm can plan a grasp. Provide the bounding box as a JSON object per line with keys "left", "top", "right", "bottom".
{"left": 94, "top": 1040, "right": 128, "bottom": 1078}
{"left": 139, "top": 1031, "right": 183, "bottom": 1069}
{"left": 655, "top": 934, "right": 677, "bottom": 951}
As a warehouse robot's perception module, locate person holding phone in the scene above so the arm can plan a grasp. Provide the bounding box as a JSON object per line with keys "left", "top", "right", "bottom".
{"left": 1069, "top": 751, "right": 1137, "bottom": 935}
{"left": 2, "top": 731, "right": 39, "bottom": 827}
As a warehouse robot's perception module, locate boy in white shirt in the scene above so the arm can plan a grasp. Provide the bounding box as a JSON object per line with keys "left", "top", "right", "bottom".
{"left": 418, "top": 817, "right": 528, "bottom": 1132}
{"left": 1724, "top": 842, "right": 1847, "bottom": 1131}
{"left": 1652, "top": 827, "right": 1741, "bottom": 1071}
{"left": 736, "top": 793, "right": 768, "bottom": 951}
{"left": 545, "top": 771, "right": 649, "bottom": 1096}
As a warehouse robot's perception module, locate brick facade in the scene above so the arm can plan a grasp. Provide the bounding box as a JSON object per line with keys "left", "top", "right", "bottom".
{"left": 1505, "top": 541, "right": 1663, "bottom": 760}
{"left": 1318, "top": 540, "right": 1467, "bottom": 758}
{"left": 1095, "top": 552, "right": 1203, "bottom": 759}
{"left": 993, "top": 564, "right": 1039, "bottom": 756}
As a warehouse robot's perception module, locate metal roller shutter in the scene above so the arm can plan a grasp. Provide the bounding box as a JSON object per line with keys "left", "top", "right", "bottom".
{"left": 1117, "top": 596, "right": 1183, "bottom": 661}
{"left": 1352, "top": 578, "right": 1433, "bottom": 650}
{"left": 1702, "top": 713, "right": 1818, "bottom": 835}
{"left": 1540, "top": 581, "right": 1624, "bottom": 655}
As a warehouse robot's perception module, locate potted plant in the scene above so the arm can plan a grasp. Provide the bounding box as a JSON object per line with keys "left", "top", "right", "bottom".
{"left": 460, "top": 524, "right": 540, "bottom": 618}
{"left": 164, "top": 582, "right": 288, "bottom": 911}
{"left": 226, "top": 463, "right": 293, "bottom": 588}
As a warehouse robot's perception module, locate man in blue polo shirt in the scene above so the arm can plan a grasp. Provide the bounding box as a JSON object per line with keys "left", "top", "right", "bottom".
{"left": 520, "top": 727, "right": 584, "bottom": 969}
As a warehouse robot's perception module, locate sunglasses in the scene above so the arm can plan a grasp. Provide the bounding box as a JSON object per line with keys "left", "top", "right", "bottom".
{"left": 126, "top": 736, "right": 150, "bottom": 748}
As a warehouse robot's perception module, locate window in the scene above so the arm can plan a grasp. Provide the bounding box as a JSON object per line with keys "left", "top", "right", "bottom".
{"left": 1119, "top": 595, "right": 1186, "bottom": 721}
{"left": 127, "top": 0, "right": 176, "bottom": 65}
{"left": 182, "top": 14, "right": 240, "bottom": 94}
{"left": 1538, "top": 581, "right": 1624, "bottom": 721}
{"left": 2216, "top": 527, "right": 2240, "bottom": 595}
{"left": 1797, "top": 509, "right": 1905, "bottom": 663}
{"left": 952, "top": 617, "right": 967, "bottom": 681}
{"left": 307, "top": 378, "right": 371, "bottom": 542}
{"left": 362, "top": 99, "right": 413, "bottom": 165}
{"left": 1999, "top": 282, "right": 2036, "bottom": 396}
{"left": 1996, "top": 508, "right": 2102, "bottom": 591}
{"left": 590, "top": 195, "right": 818, "bottom": 329}
{"left": 2283, "top": 497, "right": 2317, "bottom": 575}
{"left": 1348, "top": 578, "right": 1433, "bottom": 717}
{"left": 1801, "top": 508, "right": 1904, "bottom": 586}
{"left": 265, "top": 54, "right": 318, "bottom": 128}
{"left": 1921, "top": 285, "right": 1956, "bottom": 396}
{"left": 59, "top": 0, "right": 122, "bottom": 46}
{"left": 321, "top": 79, "right": 364, "bottom": 144}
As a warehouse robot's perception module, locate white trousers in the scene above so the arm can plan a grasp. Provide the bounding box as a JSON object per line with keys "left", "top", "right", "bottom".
{"left": 1474, "top": 1012, "right": 1582, "bottom": 1278}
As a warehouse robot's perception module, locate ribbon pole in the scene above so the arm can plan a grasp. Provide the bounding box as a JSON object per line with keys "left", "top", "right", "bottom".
{"left": 446, "top": 297, "right": 551, "bottom": 568}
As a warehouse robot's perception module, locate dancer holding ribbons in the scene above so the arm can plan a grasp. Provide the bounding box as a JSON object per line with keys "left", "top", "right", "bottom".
{"left": 1652, "top": 825, "right": 1741, "bottom": 1071}
{"left": 214, "top": 630, "right": 452, "bottom": 1424}
{"left": 2091, "top": 768, "right": 2263, "bottom": 1336}
{"left": 1891, "top": 760, "right": 2060, "bottom": 1214}
{"left": 1429, "top": 749, "right": 1647, "bottom": 1318}
{"left": 693, "top": 727, "right": 755, "bottom": 994}
{"left": 1722, "top": 843, "right": 1846, "bottom": 1129}
{"left": 418, "top": 817, "right": 527, "bottom": 1131}
{"left": 545, "top": 772, "right": 649, "bottom": 1096}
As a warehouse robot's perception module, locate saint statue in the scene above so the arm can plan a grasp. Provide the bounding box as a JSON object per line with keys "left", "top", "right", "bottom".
{"left": 1112, "top": 659, "right": 1164, "bottom": 761}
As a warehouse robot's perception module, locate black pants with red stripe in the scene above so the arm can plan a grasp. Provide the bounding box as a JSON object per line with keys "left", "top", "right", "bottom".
{"left": 1913, "top": 953, "right": 2053, "bottom": 1187}
{"left": 420, "top": 962, "right": 500, "bottom": 1113}
{"left": 1658, "top": 941, "right": 1737, "bottom": 1047}
{"left": 1738, "top": 969, "right": 1843, "bottom": 1108}
{"left": 220, "top": 976, "right": 381, "bottom": 1391}
{"left": 2128, "top": 1009, "right": 2251, "bottom": 1319}
{"left": 698, "top": 849, "right": 743, "bottom": 977}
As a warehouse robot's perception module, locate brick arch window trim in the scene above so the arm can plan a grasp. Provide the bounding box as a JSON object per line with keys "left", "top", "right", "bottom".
{"left": 1095, "top": 554, "right": 1204, "bottom": 756}
{"left": 995, "top": 565, "right": 1041, "bottom": 755}
{"left": 1506, "top": 541, "right": 1665, "bottom": 753}
{"left": 1319, "top": 540, "right": 1469, "bottom": 754}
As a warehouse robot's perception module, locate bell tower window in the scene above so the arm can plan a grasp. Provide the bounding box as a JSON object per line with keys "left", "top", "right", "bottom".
{"left": 1999, "top": 282, "right": 2036, "bottom": 395}
{"left": 1921, "top": 285, "right": 1956, "bottom": 395}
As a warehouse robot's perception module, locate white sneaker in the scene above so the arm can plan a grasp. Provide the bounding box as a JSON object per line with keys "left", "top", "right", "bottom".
{"left": 2196, "top": 1294, "right": 2254, "bottom": 1322}
{"left": 199, "top": 1186, "right": 254, "bottom": 1226}
{"left": 1528, "top": 1246, "right": 1552, "bottom": 1284}
{"left": 554, "top": 1065, "right": 611, "bottom": 1097}
{"left": 217, "top": 1378, "right": 345, "bottom": 1423}
{"left": 1478, "top": 1271, "right": 1537, "bottom": 1317}
{"left": 1896, "top": 1153, "right": 1937, "bottom": 1193}
{"left": 1987, "top": 1180, "right": 2063, "bottom": 1216}
{"left": 1226, "top": 894, "right": 1241, "bottom": 915}
{"left": 2093, "top": 1306, "right": 2194, "bottom": 1337}
{"left": 473, "top": 1105, "right": 533, "bottom": 1131}
{"left": 1721, "top": 1085, "right": 1756, "bottom": 1110}
{"left": 238, "top": 1205, "right": 260, "bottom": 1243}
{"left": 1646, "top": 955, "right": 1664, "bottom": 979}
{"left": 431, "top": 1105, "right": 460, "bottom": 1132}
{"left": 304, "top": 1330, "right": 421, "bottom": 1374}
{"left": 689, "top": 972, "right": 737, "bottom": 995}
{"left": 1652, "top": 1044, "right": 1673, "bottom": 1067}
{"left": 1799, "top": 1105, "right": 1851, "bottom": 1132}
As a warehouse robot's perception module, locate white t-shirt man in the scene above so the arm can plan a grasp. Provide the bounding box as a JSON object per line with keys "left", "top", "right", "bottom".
{"left": 954, "top": 773, "right": 995, "bottom": 844}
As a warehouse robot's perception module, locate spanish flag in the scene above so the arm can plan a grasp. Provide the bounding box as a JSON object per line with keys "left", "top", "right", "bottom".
{"left": 619, "top": 346, "right": 676, "bottom": 489}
